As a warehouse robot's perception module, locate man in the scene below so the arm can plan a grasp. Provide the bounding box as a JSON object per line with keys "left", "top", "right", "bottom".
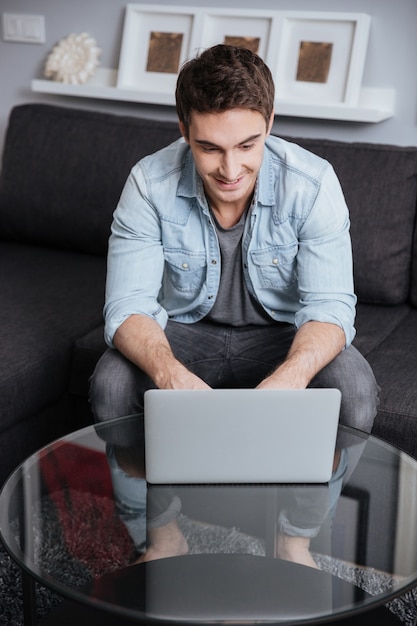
{"left": 90, "top": 44, "right": 379, "bottom": 565}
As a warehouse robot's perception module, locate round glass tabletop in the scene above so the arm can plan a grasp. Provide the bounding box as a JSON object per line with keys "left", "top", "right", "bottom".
{"left": 1, "top": 415, "right": 417, "bottom": 624}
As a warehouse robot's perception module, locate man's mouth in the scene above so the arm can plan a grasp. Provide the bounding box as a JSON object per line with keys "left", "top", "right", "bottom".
{"left": 215, "top": 176, "right": 243, "bottom": 187}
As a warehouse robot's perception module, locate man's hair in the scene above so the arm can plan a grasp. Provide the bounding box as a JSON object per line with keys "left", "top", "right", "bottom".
{"left": 175, "top": 44, "right": 275, "bottom": 136}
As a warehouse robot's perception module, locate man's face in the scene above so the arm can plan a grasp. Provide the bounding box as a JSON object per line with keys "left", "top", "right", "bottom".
{"left": 180, "top": 108, "right": 273, "bottom": 217}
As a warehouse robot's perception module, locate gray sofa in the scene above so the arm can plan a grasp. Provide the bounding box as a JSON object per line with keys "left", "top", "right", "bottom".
{"left": 0, "top": 102, "right": 416, "bottom": 485}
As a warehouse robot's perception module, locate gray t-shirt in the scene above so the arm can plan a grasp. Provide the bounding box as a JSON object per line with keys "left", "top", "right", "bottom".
{"left": 205, "top": 209, "right": 274, "bottom": 326}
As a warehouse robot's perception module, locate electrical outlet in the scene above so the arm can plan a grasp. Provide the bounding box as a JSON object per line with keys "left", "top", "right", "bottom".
{"left": 2, "top": 13, "right": 45, "bottom": 44}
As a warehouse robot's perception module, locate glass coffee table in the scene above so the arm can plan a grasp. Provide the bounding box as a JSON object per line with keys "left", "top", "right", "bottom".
{"left": 1, "top": 414, "right": 416, "bottom": 625}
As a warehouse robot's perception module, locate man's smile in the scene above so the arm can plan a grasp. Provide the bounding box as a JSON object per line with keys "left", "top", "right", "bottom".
{"left": 215, "top": 175, "right": 245, "bottom": 188}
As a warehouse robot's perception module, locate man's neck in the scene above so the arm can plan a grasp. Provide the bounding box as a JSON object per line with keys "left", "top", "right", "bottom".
{"left": 209, "top": 204, "right": 247, "bottom": 229}
{"left": 207, "top": 190, "right": 255, "bottom": 229}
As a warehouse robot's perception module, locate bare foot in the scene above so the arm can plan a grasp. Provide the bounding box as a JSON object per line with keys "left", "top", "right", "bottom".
{"left": 136, "top": 518, "right": 188, "bottom": 563}
{"left": 276, "top": 533, "right": 318, "bottom": 569}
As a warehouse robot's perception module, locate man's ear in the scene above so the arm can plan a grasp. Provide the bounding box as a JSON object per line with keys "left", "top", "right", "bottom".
{"left": 267, "top": 111, "right": 275, "bottom": 135}
{"left": 178, "top": 121, "right": 189, "bottom": 143}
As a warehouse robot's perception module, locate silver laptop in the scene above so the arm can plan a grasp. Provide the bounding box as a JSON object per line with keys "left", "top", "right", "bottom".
{"left": 144, "top": 388, "right": 341, "bottom": 484}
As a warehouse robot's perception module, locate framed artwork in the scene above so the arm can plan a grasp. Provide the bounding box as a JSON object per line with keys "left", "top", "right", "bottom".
{"left": 117, "top": 4, "right": 196, "bottom": 96}
{"left": 273, "top": 12, "right": 371, "bottom": 106}
{"left": 116, "top": 6, "right": 371, "bottom": 110}
{"left": 197, "top": 9, "right": 277, "bottom": 61}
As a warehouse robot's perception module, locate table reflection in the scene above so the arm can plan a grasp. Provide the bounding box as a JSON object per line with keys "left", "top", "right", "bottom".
{"left": 101, "top": 417, "right": 366, "bottom": 570}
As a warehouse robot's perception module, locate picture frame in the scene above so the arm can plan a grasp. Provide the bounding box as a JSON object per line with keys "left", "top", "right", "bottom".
{"left": 117, "top": 4, "right": 197, "bottom": 98}
{"left": 196, "top": 8, "right": 277, "bottom": 62}
{"left": 273, "top": 12, "right": 371, "bottom": 106}
{"left": 116, "top": 6, "right": 372, "bottom": 112}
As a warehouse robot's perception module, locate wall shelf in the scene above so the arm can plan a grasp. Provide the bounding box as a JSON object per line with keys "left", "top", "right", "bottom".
{"left": 32, "top": 68, "right": 175, "bottom": 106}
{"left": 31, "top": 67, "right": 395, "bottom": 123}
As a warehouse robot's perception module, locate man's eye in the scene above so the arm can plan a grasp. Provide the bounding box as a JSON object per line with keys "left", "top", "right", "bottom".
{"left": 241, "top": 143, "right": 254, "bottom": 150}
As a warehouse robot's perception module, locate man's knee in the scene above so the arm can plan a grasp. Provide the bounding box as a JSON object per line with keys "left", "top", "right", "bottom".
{"left": 89, "top": 348, "right": 151, "bottom": 422}
{"left": 311, "top": 346, "right": 379, "bottom": 434}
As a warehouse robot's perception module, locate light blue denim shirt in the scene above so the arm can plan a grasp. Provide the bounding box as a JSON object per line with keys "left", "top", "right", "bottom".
{"left": 104, "top": 135, "right": 356, "bottom": 348}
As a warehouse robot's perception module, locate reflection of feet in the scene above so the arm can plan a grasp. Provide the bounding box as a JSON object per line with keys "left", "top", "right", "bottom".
{"left": 136, "top": 519, "right": 189, "bottom": 563}
{"left": 276, "top": 533, "right": 318, "bottom": 569}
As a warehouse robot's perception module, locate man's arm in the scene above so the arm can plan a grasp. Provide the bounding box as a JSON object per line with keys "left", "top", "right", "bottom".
{"left": 113, "top": 314, "right": 210, "bottom": 390}
{"left": 256, "top": 321, "right": 345, "bottom": 390}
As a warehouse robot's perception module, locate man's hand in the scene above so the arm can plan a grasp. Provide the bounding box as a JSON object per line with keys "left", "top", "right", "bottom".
{"left": 160, "top": 367, "right": 211, "bottom": 391}
{"left": 256, "top": 321, "right": 346, "bottom": 390}
{"left": 113, "top": 314, "right": 210, "bottom": 390}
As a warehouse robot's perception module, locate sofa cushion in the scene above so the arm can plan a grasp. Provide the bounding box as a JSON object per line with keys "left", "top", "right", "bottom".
{"left": 70, "top": 325, "right": 107, "bottom": 398}
{"left": 286, "top": 137, "right": 417, "bottom": 305}
{"left": 366, "top": 310, "right": 417, "bottom": 457}
{"left": 353, "top": 302, "right": 411, "bottom": 357}
{"left": 0, "top": 104, "right": 181, "bottom": 255}
{"left": 366, "top": 309, "right": 417, "bottom": 416}
{"left": 411, "top": 220, "right": 417, "bottom": 307}
{"left": 0, "top": 242, "right": 106, "bottom": 432}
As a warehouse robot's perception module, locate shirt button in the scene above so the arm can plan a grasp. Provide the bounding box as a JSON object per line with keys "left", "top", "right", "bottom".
{"left": 211, "top": 259, "right": 217, "bottom": 264}
{"left": 182, "top": 262, "right": 189, "bottom": 269}
{"left": 208, "top": 295, "right": 213, "bottom": 299}
{"left": 272, "top": 258, "right": 278, "bottom": 265}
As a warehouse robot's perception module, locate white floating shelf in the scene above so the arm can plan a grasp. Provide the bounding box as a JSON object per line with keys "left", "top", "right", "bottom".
{"left": 275, "top": 87, "right": 395, "bottom": 123}
{"left": 32, "top": 68, "right": 176, "bottom": 106}
{"left": 32, "top": 68, "right": 395, "bottom": 123}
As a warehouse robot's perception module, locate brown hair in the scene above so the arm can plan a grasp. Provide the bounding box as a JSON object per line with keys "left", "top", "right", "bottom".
{"left": 175, "top": 44, "right": 275, "bottom": 136}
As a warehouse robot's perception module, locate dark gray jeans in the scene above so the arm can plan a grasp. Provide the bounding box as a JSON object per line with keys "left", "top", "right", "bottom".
{"left": 89, "top": 320, "right": 378, "bottom": 548}
{"left": 90, "top": 320, "right": 379, "bottom": 434}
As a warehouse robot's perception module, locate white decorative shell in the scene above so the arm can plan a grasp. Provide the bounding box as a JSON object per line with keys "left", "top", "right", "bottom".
{"left": 44, "top": 33, "right": 101, "bottom": 84}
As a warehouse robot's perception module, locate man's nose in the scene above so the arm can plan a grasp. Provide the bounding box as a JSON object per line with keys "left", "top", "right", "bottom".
{"left": 219, "top": 152, "right": 240, "bottom": 181}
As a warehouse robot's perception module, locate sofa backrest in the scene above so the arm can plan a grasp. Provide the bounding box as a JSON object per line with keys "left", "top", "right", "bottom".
{"left": 1, "top": 104, "right": 417, "bottom": 305}
{"left": 412, "top": 216, "right": 417, "bottom": 307}
{"left": 0, "top": 104, "right": 181, "bottom": 255}
{"left": 285, "top": 137, "right": 417, "bottom": 306}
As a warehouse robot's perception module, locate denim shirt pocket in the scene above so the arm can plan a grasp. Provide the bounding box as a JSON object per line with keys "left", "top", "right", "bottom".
{"left": 250, "top": 243, "right": 298, "bottom": 289}
{"left": 164, "top": 249, "right": 207, "bottom": 293}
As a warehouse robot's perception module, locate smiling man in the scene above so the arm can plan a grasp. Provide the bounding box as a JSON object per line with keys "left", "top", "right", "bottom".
{"left": 90, "top": 44, "right": 379, "bottom": 564}
{"left": 181, "top": 109, "right": 269, "bottom": 227}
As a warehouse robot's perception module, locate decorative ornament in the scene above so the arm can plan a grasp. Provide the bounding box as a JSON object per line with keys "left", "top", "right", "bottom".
{"left": 44, "top": 32, "right": 101, "bottom": 84}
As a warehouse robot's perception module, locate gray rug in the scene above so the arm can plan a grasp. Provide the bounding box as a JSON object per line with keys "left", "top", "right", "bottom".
{"left": 1, "top": 490, "right": 417, "bottom": 625}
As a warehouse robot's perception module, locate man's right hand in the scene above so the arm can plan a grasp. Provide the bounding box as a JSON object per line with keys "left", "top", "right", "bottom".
{"left": 113, "top": 314, "right": 211, "bottom": 390}
{"left": 158, "top": 366, "right": 211, "bottom": 390}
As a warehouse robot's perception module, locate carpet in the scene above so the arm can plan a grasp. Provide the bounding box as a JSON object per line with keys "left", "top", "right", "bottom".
{"left": 1, "top": 441, "right": 417, "bottom": 625}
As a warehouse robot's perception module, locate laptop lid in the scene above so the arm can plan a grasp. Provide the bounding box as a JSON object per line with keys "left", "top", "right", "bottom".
{"left": 144, "top": 388, "right": 341, "bottom": 484}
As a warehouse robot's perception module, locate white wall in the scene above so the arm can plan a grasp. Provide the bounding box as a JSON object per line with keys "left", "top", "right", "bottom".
{"left": 0, "top": 0, "right": 416, "bottom": 153}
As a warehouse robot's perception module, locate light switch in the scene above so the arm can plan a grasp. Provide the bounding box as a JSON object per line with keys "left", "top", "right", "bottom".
{"left": 2, "top": 13, "right": 45, "bottom": 43}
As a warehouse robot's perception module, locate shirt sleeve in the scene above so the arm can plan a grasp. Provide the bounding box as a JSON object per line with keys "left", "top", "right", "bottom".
{"left": 103, "top": 164, "right": 168, "bottom": 347}
{"left": 294, "top": 163, "right": 357, "bottom": 348}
